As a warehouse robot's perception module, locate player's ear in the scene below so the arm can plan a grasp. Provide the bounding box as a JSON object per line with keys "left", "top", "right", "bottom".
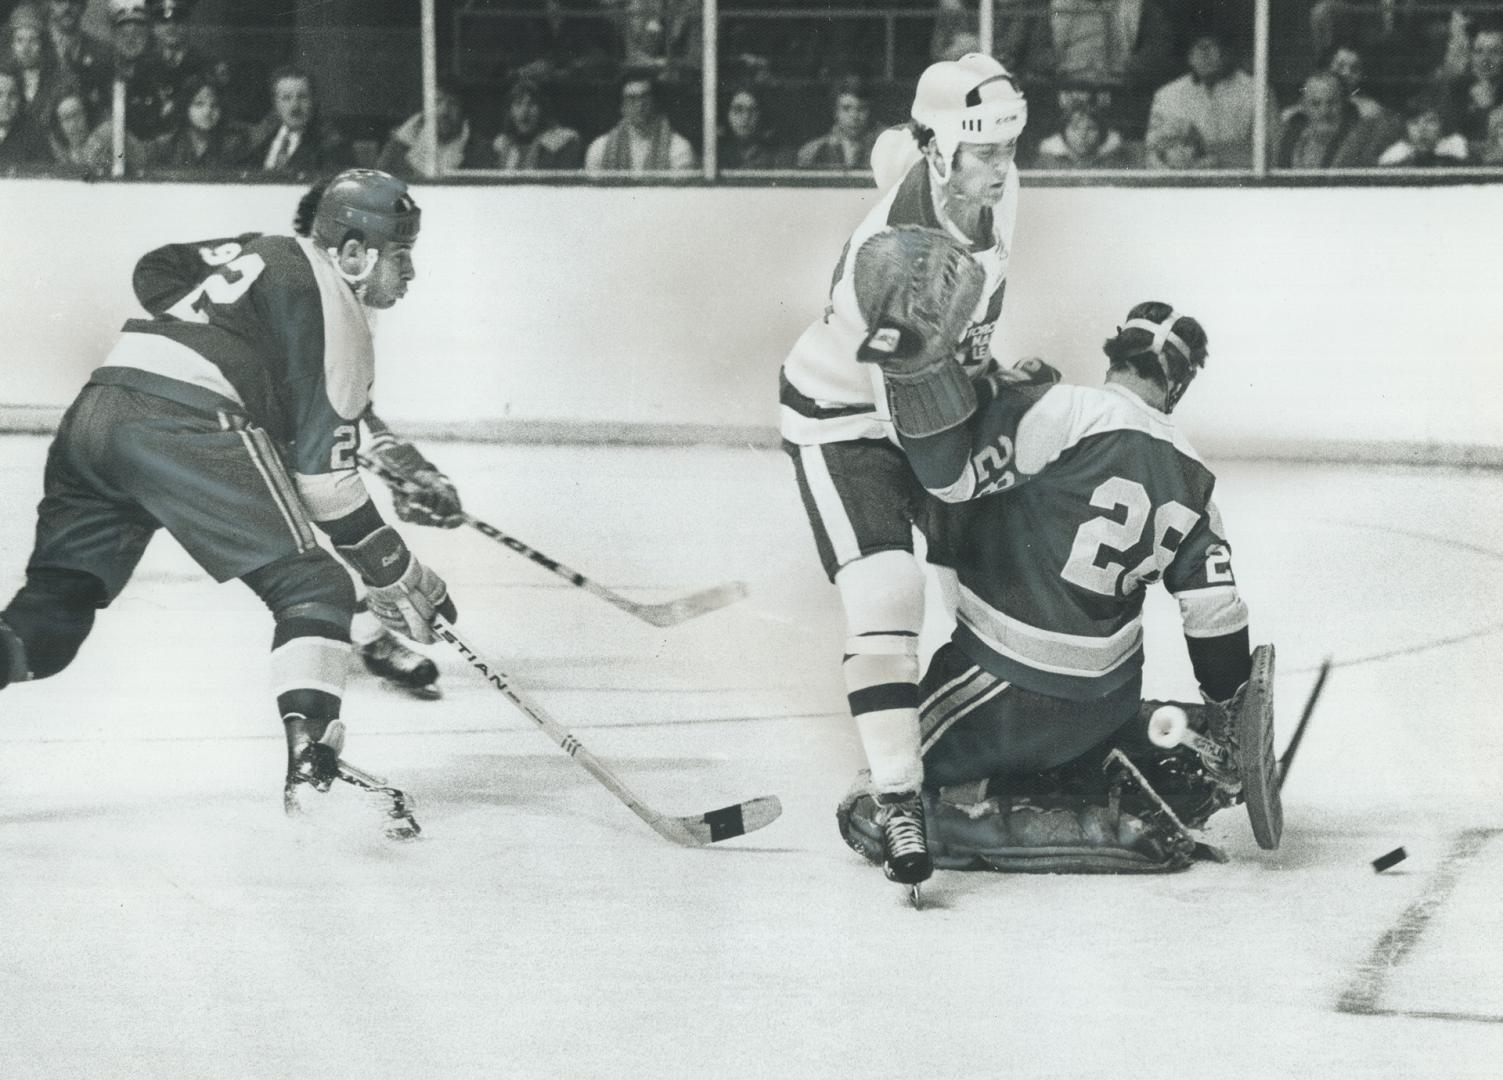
{"left": 335, "top": 237, "right": 368, "bottom": 275}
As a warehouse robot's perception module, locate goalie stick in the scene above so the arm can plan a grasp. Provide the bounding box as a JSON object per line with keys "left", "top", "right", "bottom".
{"left": 358, "top": 453, "right": 748, "bottom": 627}
{"left": 1277, "top": 656, "right": 1331, "bottom": 792}
{"left": 432, "top": 615, "right": 782, "bottom": 847}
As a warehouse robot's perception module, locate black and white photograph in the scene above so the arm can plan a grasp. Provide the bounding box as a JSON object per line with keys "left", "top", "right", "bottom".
{"left": 1, "top": 1, "right": 1500, "bottom": 1077}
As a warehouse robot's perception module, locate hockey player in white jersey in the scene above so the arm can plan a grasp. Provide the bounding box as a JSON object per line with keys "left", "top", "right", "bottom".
{"left": 779, "top": 54, "right": 1049, "bottom": 892}
{"left": 839, "top": 286, "right": 1280, "bottom": 879}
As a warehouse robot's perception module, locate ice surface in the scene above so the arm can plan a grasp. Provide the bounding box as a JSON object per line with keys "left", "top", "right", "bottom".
{"left": 2, "top": 435, "right": 1500, "bottom": 1079}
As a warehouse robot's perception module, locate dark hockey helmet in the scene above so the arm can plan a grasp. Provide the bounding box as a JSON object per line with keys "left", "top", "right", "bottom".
{"left": 310, "top": 169, "right": 421, "bottom": 254}
{"left": 1104, "top": 301, "right": 1208, "bottom": 413}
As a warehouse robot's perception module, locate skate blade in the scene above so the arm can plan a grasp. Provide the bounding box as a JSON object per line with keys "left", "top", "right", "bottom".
{"left": 907, "top": 883, "right": 923, "bottom": 909}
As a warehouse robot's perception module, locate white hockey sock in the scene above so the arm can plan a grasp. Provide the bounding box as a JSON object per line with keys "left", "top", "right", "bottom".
{"left": 349, "top": 606, "right": 385, "bottom": 648}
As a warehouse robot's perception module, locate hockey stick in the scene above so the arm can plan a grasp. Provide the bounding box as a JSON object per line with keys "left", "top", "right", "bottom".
{"left": 1276, "top": 656, "right": 1331, "bottom": 791}
{"left": 431, "top": 615, "right": 782, "bottom": 846}
{"left": 359, "top": 454, "right": 748, "bottom": 627}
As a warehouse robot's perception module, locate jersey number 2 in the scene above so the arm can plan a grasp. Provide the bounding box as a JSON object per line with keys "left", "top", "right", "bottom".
{"left": 164, "top": 253, "right": 267, "bottom": 323}
{"left": 1061, "top": 477, "right": 1199, "bottom": 598}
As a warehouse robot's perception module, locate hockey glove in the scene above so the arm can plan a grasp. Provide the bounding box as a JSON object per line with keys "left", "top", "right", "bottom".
{"left": 336, "top": 526, "right": 456, "bottom": 644}
{"left": 851, "top": 226, "right": 986, "bottom": 438}
{"left": 367, "top": 434, "right": 465, "bottom": 529}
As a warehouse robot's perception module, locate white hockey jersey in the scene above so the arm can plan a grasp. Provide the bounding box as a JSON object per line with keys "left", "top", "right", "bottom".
{"left": 779, "top": 134, "right": 1020, "bottom": 447}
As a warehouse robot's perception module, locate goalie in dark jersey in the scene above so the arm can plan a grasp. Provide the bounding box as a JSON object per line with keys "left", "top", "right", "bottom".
{"left": 128, "top": 178, "right": 466, "bottom": 698}
{"left": 0, "top": 168, "right": 457, "bottom": 812}
{"left": 840, "top": 261, "right": 1277, "bottom": 878}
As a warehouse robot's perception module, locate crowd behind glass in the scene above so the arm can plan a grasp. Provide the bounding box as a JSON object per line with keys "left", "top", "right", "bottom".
{"left": 2, "top": 0, "right": 1501, "bottom": 179}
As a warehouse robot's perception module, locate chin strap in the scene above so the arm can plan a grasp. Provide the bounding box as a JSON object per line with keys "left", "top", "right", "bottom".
{"left": 327, "top": 246, "right": 380, "bottom": 285}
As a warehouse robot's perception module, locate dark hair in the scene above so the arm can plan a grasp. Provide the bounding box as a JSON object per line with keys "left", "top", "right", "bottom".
{"left": 829, "top": 74, "right": 870, "bottom": 109}
{"left": 178, "top": 74, "right": 221, "bottom": 126}
{"left": 268, "top": 64, "right": 314, "bottom": 94}
{"left": 292, "top": 176, "right": 333, "bottom": 236}
{"left": 1103, "top": 301, "right": 1208, "bottom": 392}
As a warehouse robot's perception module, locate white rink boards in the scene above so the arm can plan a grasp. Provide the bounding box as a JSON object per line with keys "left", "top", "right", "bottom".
{"left": 1, "top": 434, "right": 1501, "bottom": 1079}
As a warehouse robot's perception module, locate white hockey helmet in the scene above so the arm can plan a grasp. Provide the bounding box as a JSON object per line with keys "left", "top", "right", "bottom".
{"left": 911, "top": 53, "right": 1027, "bottom": 169}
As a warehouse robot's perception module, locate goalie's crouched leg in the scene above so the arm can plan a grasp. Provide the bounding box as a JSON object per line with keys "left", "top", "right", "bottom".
{"left": 837, "top": 773, "right": 1195, "bottom": 875}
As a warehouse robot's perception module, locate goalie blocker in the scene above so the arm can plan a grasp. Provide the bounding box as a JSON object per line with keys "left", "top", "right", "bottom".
{"left": 838, "top": 645, "right": 1280, "bottom": 873}
{"left": 852, "top": 225, "right": 986, "bottom": 438}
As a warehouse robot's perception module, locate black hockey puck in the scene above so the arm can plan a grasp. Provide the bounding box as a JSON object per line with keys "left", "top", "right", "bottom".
{"left": 1371, "top": 847, "right": 1407, "bottom": 873}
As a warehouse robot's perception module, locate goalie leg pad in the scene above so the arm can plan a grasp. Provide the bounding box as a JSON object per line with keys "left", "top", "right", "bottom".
{"left": 836, "top": 773, "right": 1195, "bottom": 874}
{"left": 1235, "top": 644, "right": 1281, "bottom": 850}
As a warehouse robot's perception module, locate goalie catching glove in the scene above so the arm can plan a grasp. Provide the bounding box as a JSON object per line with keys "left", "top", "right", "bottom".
{"left": 852, "top": 225, "right": 986, "bottom": 438}
{"left": 366, "top": 432, "right": 465, "bottom": 528}
{"left": 337, "top": 526, "right": 456, "bottom": 644}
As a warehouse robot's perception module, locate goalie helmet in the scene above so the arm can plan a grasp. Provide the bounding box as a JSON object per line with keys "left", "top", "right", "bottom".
{"left": 911, "top": 53, "right": 1027, "bottom": 171}
{"left": 310, "top": 169, "right": 421, "bottom": 255}
{"left": 1108, "top": 301, "right": 1209, "bottom": 414}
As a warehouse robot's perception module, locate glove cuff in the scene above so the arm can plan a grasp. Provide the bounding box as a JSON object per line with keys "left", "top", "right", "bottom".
{"left": 336, "top": 525, "right": 412, "bottom": 588}
{"left": 887, "top": 358, "right": 977, "bottom": 439}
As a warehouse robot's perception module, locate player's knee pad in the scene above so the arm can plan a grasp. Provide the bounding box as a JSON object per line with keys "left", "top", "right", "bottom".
{"left": 242, "top": 549, "right": 356, "bottom": 643}
{"left": 0, "top": 569, "right": 106, "bottom": 683}
{"left": 243, "top": 551, "right": 356, "bottom": 722}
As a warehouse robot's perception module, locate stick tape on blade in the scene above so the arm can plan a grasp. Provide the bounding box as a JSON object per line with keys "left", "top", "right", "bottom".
{"left": 1237, "top": 644, "right": 1282, "bottom": 850}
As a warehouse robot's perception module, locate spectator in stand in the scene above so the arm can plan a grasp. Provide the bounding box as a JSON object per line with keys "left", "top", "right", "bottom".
{"left": 146, "top": 74, "right": 249, "bottom": 169}
{"left": 1318, "top": 42, "right": 1392, "bottom": 121}
{"left": 246, "top": 65, "right": 351, "bottom": 176}
{"left": 1276, "top": 70, "right": 1399, "bottom": 169}
{"left": 0, "top": 66, "right": 50, "bottom": 165}
{"left": 1144, "top": 115, "right": 1213, "bottom": 170}
{"left": 1426, "top": 16, "right": 1503, "bottom": 143}
{"left": 1378, "top": 96, "right": 1469, "bottom": 165}
{"left": 999, "top": 0, "right": 1177, "bottom": 88}
{"left": 1310, "top": 1, "right": 1455, "bottom": 110}
{"left": 490, "top": 75, "right": 583, "bottom": 170}
{"left": 43, "top": 0, "right": 106, "bottom": 93}
{"left": 7, "top": 4, "right": 67, "bottom": 125}
{"left": 1146, "top": 29, "right": 1278, "bottom": 168}
{"left": 82, "top": 0, "right": 174, "bottom": 142}
{"left": 1475, "top": 102, "right": 1503, "bottom": 163}
{"left": 45, "top": 85, "right": 93, "bottom": 169}
{"left": 796, "top": 76, "right": 878, "bottom": 170}
{"left": 376, "top": 84, "right": 487, "bottom": 178}
{"left": 602, "top": 0, "right": 702, "bottom": 74}
{"left": 585, "top": 72, "right": 696, "bottom": 173}
{"left": 148, "top": 0, "right": 209, "bottom": 123}
{"left": 719, "top": 85, "right": 792, "bottom": 169}
{"left": 1030, "top": 92, "right": 1137, "bottom": 169}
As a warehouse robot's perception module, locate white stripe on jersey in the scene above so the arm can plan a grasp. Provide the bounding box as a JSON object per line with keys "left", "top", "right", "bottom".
{"left": 295, "top": 467, "right": 371, "bottom": 522}
{"left": 1175, "top": 585, "right": 1251, "bottom": 638}
{"left": 100, "top": 332, "right": 245, "bottom": 406}
{"left": 295, "top": 236, "right": 374, "bottom": 422}
{"left": 958, "top": 583, "right": 1143, "bottom": 678}
{"left": 1014, "top": 383, "right": 1205, "bottom": 477}
{"left": 798, "top": 444, "right": 864, "bottom": 565}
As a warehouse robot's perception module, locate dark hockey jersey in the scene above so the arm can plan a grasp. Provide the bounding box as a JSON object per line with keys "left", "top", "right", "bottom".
{"left": 93, "top": 233, "right": 375, "bottom": 522}
{"left": 904, "top": 382, "right": 1249, "bottom": 700}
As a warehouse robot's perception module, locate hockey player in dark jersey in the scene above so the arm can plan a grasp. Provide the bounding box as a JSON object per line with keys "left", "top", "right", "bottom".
{"left": 128, "top": 177, "right": 465, "bottom": 698}
{"left": 839, "top": 292, "right": 1275, "bottom": 880}
{"left": 0, "top": 168, "right": 456, "bottom": 814}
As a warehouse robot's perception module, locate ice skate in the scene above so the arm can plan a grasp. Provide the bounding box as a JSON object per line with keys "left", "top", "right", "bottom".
{"left": 876, "top": 790, "right": 933, "bottom": 905}
{"left": 283, "top": 716, "right": 346, "bottom": 815}
{"left": 358, "top": 630, "right": 441, "bottom": 698}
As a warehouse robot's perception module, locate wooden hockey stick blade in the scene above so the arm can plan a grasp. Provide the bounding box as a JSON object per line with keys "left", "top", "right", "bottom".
{"left": 335, "top": 761, "right": 422, "bottom": 840}
{"left": 644, "top": 795, "right": 784, "bottom": 847}
{"left": 433, "top": 618, "right": 782, "bottom": 847}
{"left": 603, "top": 579, "right": 750, "bottom": 627}
{"left": 1276, "top": 656, "right": 1331, "bottom": 792}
